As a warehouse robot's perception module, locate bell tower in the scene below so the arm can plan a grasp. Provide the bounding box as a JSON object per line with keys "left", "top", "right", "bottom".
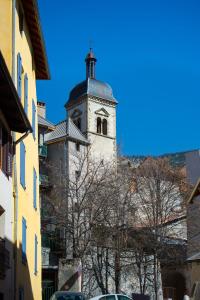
{"left": 65, "top": 50, "right": 118, "bottom": 164}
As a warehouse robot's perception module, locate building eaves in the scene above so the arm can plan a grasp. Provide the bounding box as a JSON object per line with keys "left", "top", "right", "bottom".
{"left": 187, "top": 252, "right": 200, "bottom": 262}
{"left": 21, "top": 0, "right": 50, "bottom": 79}
{"left": 0, "top": 51, "right": 32, "bottom": 133}
{"left": 44, "top": 120, "right": 66, "bottom": 143}
{"left": 38, "top": 115, "right": 55, "bottom": 130}
{"left": 187, "top": 177, "right": 200, "bottom": 204}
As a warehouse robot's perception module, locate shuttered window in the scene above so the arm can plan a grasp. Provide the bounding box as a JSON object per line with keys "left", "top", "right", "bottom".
{"left": 20, "top": 142, "right": 26, "bottom": 189}
{"left": 32, "top": 100, "right": 36, "bottom": 139}
{"left": 17, "top": 53, "right": 22, "bottom": 98}
{"left": 0, "top": 124, "right": 12, "bottom": 177}
{"left": 33, "top": 168, "right": 37, "bottom": 209}
{"left": 24, "top": 74, "right": 28, "bottom": 114}
{"left": 22, "top": 217, "right": 27, "bottom": 263}
{"left": 34, "top": 234, "right": 38, "bottom": 275}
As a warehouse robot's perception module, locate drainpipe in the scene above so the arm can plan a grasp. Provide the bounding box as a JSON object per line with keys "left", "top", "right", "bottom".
{"left": 12, "top": 130, "right": 31, "bottom": 300}
{"left": 14, "top": 130, "right": 31, "bottom": 145}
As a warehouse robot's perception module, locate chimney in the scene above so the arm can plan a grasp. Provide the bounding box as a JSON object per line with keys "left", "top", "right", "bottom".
{"left": 37, "top": 101, "right": 46, "bottom": 119}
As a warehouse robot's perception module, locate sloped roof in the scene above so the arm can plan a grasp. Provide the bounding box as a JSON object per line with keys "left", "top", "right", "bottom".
{"left": 187, "top": 252, "right": 200, "bottom": 262}
{"left": 38, "top": 115, "right": 55, "bottom": 130}
{"left": 21, "top": 0, "right": 50, "bottom": 79}
{"left": 44, "top": 118, "right": 89, "bottom": 144}
{"left": 66, "top": 78, "right": 117, "bottom": 108}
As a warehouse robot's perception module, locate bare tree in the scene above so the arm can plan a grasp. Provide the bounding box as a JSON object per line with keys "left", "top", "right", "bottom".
{"left": 128, "top": 157, "right": 189, "bottom": 299}
{"left": 41, "top": 150, "right": 190, "bottom": 298}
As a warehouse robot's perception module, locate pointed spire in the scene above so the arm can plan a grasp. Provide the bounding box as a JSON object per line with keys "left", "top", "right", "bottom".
{"left": 85, "top": 48, "right": 97, "bottom": 79}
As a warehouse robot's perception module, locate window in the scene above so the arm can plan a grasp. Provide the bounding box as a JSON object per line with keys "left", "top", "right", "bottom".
{"left": 0, "top": 125, "right": 12, "bottom": 177}
{"left": 75, "top": 170, "right": 80, "bottom": 180}
{"left": 76, "top": 143, "right": 80, "bottom": 152}
{"left": 22, "top": 217, "right": 27, "bottom": 263}
{"left": 97, "top": 117, "right": 101, "bottom": 134}
{"left": 17, "top": 53, "right": 22, "bottom": 98}
{"left": 32, "top": 100, "right": 36, "bottom": 139}
{"left": 20, "top": 142, "right": 26, "bottom": 189}
{"left": 18, "top": 4, "right": 24, "bottom": 34}
{"left": 34, "top": 234, "right": 38, "bottom": 275}
{"left": 24, "top": 74, "right": 28, "bottom": 115}
{"left": 19, "top": 287, "right": 24, "bottom": 300}
{"left": 33, "top": 168, "right": 37, "bottom": 209}
{"left": 102, "top": 119, "right": 107, "bottom": 135}
{"left": 74, "top": 117, "right": 81, "bottom": 130}
{"left": 117, "top": 296, "right": 131, "bottom": 300}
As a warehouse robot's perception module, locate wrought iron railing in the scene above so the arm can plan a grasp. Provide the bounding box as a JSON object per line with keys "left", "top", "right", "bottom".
{"left": 39, "top": 174, "right": 49, "bottom": 188}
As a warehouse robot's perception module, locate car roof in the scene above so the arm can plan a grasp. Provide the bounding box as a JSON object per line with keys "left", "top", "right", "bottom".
{"left": 54, "top": 292, "right": 84, "bottom": 295}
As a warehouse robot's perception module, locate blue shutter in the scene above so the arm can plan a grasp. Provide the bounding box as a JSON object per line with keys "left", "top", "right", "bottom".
{"left": 33, "top": 168, "right": 37, "bottom": 209}
{"left": 20, "top": 142, "right": 26, "bottom": 189}
{"left": 17, "top": 53, "right": 22, "bottom": 98}
{"left": 24, "top": 74, "right": 28, "bottom": 114}
{"left": 34, "top": 234, "right": 38, "bottom": 274}
{"left": 32, "top": 100, "right": 36, "bottom": 139}
{"left": 22, "top": 217, "right": 27, "bottom": 263}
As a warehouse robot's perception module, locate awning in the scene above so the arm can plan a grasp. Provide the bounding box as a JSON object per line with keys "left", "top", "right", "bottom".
{"left": 0, "top": 51, "right": 32, "bottom": 133}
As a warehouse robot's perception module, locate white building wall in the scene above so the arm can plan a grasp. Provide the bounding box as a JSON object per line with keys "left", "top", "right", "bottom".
{"left": 67, "top": 96, "right": 117, "bottom": 164}
{"left": 87, "top": 97, "right": 116, "bottom": 162}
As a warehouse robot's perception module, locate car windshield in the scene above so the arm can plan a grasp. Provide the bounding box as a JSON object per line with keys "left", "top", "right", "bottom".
{"left": 56, "top": 294, "right": 85, "bottom": 300}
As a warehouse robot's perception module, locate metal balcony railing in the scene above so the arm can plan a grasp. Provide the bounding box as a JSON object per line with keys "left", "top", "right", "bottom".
{"left": 0, "top": 238, "right": 10, "bottom": 279}
{"left": 39, "top": 145, "right": 47, "bottom": 158}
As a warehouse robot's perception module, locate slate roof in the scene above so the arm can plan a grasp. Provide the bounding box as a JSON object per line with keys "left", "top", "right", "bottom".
{"left": 44, "top": 118, "right": 89, "bottom": 144}
{"left": 66, "top": 78, "right": 117, "bottom": 108}
{"left": 187, "top": 252, "right": 200, "bottom": 262}
{"left": 38, "top": 115, "right": 55, "bottom": 129}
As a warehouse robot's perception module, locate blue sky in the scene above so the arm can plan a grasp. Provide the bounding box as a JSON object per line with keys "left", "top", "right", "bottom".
{"left": 37, "top": 0, "right": 200, "bottom": 156}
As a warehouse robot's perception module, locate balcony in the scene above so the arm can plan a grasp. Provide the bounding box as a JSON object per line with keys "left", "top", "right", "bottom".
{"left": 39, "top": 144, "right": 47, "bottom": 158}
{"left": 40, "top": 174, "right": 50, "bottom": 189}
{"left": 0, "top": 238, "right": 10, "bottom": 279}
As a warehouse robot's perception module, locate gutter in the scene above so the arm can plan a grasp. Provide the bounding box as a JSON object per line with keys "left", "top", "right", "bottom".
{"left": 12, "top": 1, "right": 17, "bottom": 300}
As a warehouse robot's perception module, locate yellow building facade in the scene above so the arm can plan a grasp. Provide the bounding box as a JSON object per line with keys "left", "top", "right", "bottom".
{"left": 0, "top": 0, "right": 49, "bottom": 299}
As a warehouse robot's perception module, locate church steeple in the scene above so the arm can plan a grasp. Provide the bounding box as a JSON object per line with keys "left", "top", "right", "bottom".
{"left": 85, "top": 48, "right": 97, "bottom": 79}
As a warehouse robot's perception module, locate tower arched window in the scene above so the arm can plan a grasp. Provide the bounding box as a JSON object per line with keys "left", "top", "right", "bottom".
{"left": 102, "top": 119, "right": 107, "bottom": 135}
{"left": 97, "top": 117, "right": 101, "bottom": 134}
{"left": 74, "top": 117, "right": 81, "bottom": 130}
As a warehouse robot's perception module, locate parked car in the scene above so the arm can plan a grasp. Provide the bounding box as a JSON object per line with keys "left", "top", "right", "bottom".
{"left": 89, "top": 294, "right": 132, "bottom": 300}
{"left": 50, "top": 291, "right": 85, "bottom": 300}
{"left": 190, "top": 281, "right": 200, "bottom": 300}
